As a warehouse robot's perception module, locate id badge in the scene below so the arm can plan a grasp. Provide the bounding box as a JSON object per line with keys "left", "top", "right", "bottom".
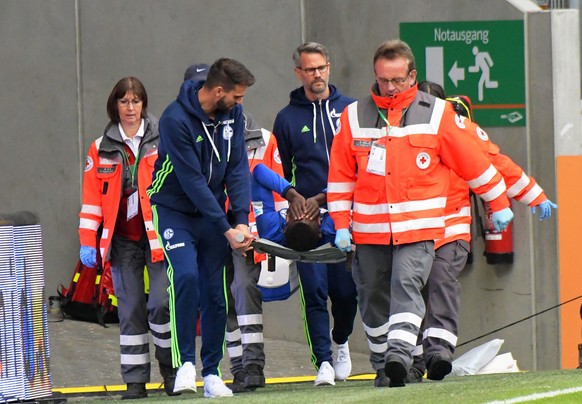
{"left": 127, "top": 190, "right": 139, "bottom": 220}
{"left": 366, "top": 142, "right": 386, "bottom": 176}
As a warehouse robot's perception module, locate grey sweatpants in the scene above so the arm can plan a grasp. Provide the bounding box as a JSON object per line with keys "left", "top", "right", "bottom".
{"left": 110, "top": 235, "right": 172, "bottom": 384}
{"left": 353, "top": 241, "right": 434, "bottom": 371}
{"left": 225, "top": 249, "right": 265, "bottom": 374}
{"left": 412, "top": 240, "right": 470, "bottom": 370}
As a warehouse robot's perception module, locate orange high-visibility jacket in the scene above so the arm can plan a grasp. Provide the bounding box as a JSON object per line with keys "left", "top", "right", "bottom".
{"left": 436, "top": 117, "right": 547, "bottom": 249}
{"left": 79, "top": 118, "right": 162, "bottom": 265}
{"left": 327, "top": 86, "right": 510, "bottom": 245}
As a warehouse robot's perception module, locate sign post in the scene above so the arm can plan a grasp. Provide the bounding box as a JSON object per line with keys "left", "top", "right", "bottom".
{"left": 401, "top": 20, "right": 525, "bottom": 127}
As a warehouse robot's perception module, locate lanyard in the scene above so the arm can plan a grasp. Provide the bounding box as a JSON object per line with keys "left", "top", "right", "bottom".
{"left": 123, "top": 148, "right": 140, "bottom": 187}
{"left": 377, "top": 107, "right": 409, "bottom": 135}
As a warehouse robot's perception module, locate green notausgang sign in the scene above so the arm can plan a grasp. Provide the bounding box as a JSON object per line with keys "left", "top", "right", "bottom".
{"left": 400, "top": 20, "right": 525, "bottom": 127}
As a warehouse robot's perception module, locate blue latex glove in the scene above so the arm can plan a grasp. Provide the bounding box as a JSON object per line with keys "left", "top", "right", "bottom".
{"left": 80, "top": 246, "right": 97, "bottom": 268}
{"left": 334, "top": 228, "right": 352, "bottom": 252}
{"left": 491, "top": 207, "right": 514, "bottom": 232}
{"left": 531, "top": 199, "right": 558, "bottom": 221}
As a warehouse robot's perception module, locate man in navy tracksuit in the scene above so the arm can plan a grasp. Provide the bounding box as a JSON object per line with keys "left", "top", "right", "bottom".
{"left": 148, "top": 58, "right": 255, "bottom": 398}
{"left": 272, "top": 42, "right": 358, "bottom": 386}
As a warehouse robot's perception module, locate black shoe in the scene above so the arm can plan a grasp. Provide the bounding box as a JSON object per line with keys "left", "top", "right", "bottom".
{"left": 244, "top": 364, "right": 266, "bottom": 389}
{"left": 374, "top": 368, "right": 390, "bottom": 387}
{"left": 228, "top": 371, "right": 255, "bottom": 393}
{"left": 384, "top": 355, "right": 407, "bottom": 388}
{"left": 427, "top": 354, "right": 452, "bottom": 381}
{"left": 406, "top": 366, "right": 424, "bottom": 383}
{"left": 159, "top": 363, "right": 181, "bottom": 396}
{"left": 121, "top": 383, "right": 147, "bottom": 400}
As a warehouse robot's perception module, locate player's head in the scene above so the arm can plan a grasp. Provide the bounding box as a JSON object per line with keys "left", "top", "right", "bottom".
{"left": 446, "top": 95, "right": 473, "bottom": 121}
{"left": 284, "top": 218, "right": 322, "bottom": 252}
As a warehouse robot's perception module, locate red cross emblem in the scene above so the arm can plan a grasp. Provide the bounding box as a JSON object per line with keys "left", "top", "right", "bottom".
{"left": 416, "top": 152, "right": 430, "bottom": 169}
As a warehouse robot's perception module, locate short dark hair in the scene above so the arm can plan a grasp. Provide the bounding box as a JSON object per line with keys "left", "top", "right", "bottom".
{"left": 284, "top": 219, "right": 321, "bottom": 252}
{"left": 204, "top": 58, "right": 255, "bottom": 92}
{"left": 447, "top": 95, "right": 473, "bottom": 121}
{"left": 418, "top": 81, "right": 446, "bottom": 100}
{"left": 106, "top": 76, "right": 148, "bottom": 123}
{"left": 373, "top": 39, "right": 416, "bottom": 72}
{"left": 293, "top": 42, "right": 329, "bottom": 68}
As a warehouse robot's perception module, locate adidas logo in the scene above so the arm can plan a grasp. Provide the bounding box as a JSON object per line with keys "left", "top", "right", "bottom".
{"left": 196, "top": 135, "right": 204, "bottom": 142}
{"left": 301, "top": 125, "right": 310, "bottom": 133}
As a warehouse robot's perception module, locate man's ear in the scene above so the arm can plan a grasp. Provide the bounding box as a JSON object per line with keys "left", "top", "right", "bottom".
{"left": 293, "top": 67, "right": 303, "bottom": 82}
{"left": 214, "top": 86, "right": 225, "bottom": 98}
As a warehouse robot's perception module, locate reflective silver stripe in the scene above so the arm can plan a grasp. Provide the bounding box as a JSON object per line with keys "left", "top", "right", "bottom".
{"left": 241, "top": 332, "right": 264, "bottom": 344}
{"left": 355, "top": 197, "right": 446, "bottom": 215}
{"left": 149, "top": 321, "right": 171, "bottom": 334}
{"left": 478, "top": 178, "right": 506, "bottom": 202}
{"left": 353, "top": 202, "right": 389, "bottom": 215}
{"left": 368, "top": 340, "right": 388, "bottom": 353}
{"left": 101, "top": 228, "right": 109, "bottom": 239}
{"left": 519, "top": 183, "right": 543, "bottom": 205}
{"left": 120, "top": 333, "right": 149, "bottom": 346}
{"left": 237, "top": 314, "right": 262, "bottom": 326}
{"left": 149, "top": 237, "right": 161, "bottom": 251}
{"left": 120, "top": 353, "right": 150, "bottom": 365}
{"left": 81, "top": 204, "right": 103, "bottom": 216}
{"left": 349, "top": 97, "right": 444, "bottom": 139}
{"left": 390, "top": 197, "right": 447, "bottom": 213}
{"left": 391, "top": 217, "right": 445, "bottom": 233}
{"left": 226, "top": 329, "right": 241, "bottom": 342}
{"left": 328, "top": 200, "right": 352, "bottom": 212}
{"left": 386, "top": 97, "right": 445, "bottom": 138}
{"left": 444, "top": 206, "right": 471, "bottom": 220}
{"left": 423, "top": 327, "right": 458, "bottom": 347}
{"left": 347, "top": 100, "right": 383, "bottom": 138}
{"left": 467, "top": 164, "right": 497, "bottom": 188}
{"left": 144, "top": 220, "right": 154, "bottom": 232}
{"left": 388, "top": 312, "right": 423, "bottom": 328}
{"left": 249, "top": 130, "right": 270, "bottom": 160}
{"left": 99, "top": 156, "right": 121, "bottom": 164}
{"left": 412, "top": 344, "right": 424, "bottom": 356}
{"left": 363, "top": 321, "right": 389, "bottom": 338}
{"left": 227, "top": 346, "right": 243, "bottom": 357}
{"left": 506, "top": 172, "right": 529, "bottom": 198}
{"left": 328, "top": 182, "right": 356, "bottom": 193}
{"left": 152, "top": 335, "right": 172, "bottom": 349}
{"left": 387, "top": 329, "right": 418, "bottom": 346}
{"left": 352, "top": 221, "right": 391, "bottom": 233}
{"left": 275, "top": 200, "right": 289, "bottom": 211}
{"left": 79, "top": 218, "right": 100, "bottom": 231}
{"left": 443, "top": 223, "right": 471, "bottom": 238}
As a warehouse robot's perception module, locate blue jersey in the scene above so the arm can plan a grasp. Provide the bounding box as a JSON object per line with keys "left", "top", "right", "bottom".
{"left": 251, "top": 164, "right": 337, "bottom": 246}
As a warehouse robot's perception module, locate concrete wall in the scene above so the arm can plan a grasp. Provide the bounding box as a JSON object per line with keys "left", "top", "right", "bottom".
{"left": 0, "top": 0, "right": 578, "bottom": 373}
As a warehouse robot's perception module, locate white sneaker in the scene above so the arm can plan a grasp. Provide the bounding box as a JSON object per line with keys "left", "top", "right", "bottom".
{"left": 331, "top": 332, "right": 352, "bottom": 381}
{"left": 314, "top": 361, "right": 335, "bottom": 386}
{"left": 203, "top": 374, "right": 233, "bottom": 398}
{"left": 173, "top": 361, "right": 197, "bottom": 393}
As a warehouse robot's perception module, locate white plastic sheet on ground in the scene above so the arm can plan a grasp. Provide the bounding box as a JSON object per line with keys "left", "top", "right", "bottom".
{"left": 449, "top": 339, "right": 520, "bottom": 377}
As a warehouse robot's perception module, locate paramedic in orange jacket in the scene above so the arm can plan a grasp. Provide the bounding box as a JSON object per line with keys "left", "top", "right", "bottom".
{"left": 406, "top": 84, "right": 558, "bottom": 382}
{"left": 327, "top": 40, "right": 514, "bottom": 388}
{"left": 78, "top": 77, "right": 175, "bottom": 399}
